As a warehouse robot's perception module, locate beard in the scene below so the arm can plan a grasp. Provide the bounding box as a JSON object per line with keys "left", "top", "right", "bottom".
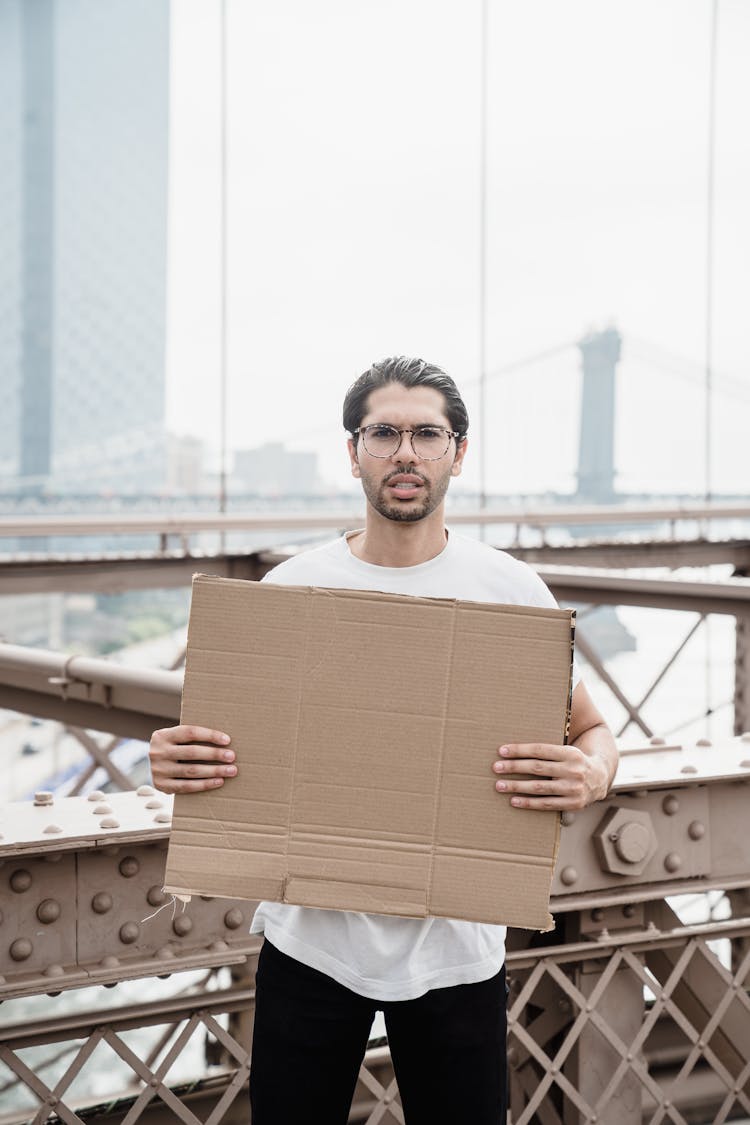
{"left": 359, "top": 465, "right": 452, "bottom": 523}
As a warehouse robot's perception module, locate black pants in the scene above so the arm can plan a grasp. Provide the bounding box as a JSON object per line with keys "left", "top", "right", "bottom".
{"left": 250, "top": 940, "right": 507, "bottom": 1125}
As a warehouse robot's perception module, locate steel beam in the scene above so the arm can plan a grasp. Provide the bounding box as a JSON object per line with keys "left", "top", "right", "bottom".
{"left": 1, "top": 500, "right": 749, "bottom": 540}
{"left": 3, "top": 539, "right": 750, "bottom": 596}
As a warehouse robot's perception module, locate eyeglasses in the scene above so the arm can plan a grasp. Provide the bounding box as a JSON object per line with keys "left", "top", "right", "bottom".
{"left": 353, "top": 424, "right": 459, "bottom": 460}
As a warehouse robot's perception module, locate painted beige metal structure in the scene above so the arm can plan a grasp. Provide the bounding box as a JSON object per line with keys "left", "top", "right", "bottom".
{"left": 2, "top": 522, "right": 750, "bottom": 1121}
{"left": 2, "top": 737, "right": 750, "bottom": 1123}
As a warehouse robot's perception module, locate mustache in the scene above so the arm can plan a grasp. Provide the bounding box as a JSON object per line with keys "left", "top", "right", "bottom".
{"left": 382, "top": 468, "right": 429, "bottom": 485}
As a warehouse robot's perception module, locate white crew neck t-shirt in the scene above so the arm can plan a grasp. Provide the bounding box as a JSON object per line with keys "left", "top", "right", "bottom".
{"left": 249, "top": 530, "right": 579, "bottom": 1001}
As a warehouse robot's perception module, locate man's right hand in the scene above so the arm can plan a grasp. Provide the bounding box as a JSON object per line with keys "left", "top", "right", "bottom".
{"left": 148, "top": 726, "right": 236, "bottom": 795}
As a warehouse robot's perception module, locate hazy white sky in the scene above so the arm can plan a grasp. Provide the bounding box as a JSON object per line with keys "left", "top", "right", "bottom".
{"left": 165, "top": 0, "right": 750, "bottom": 497}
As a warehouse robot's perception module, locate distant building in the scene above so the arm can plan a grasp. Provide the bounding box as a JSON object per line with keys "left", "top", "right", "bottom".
{"left": 0, "top": 0, "right": 170, "bottom": 494}
{"left": 233, "top": 443, "right": 320, "bottom": 497}
{"left": 166, "top": 434, "right": 205, "bottom": 495}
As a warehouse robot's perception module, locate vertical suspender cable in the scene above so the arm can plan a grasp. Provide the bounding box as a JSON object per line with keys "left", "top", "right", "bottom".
{"left": 478, "top": 0, "right": 489, "bottom": 533}
{"left": 705, "top": 0, "right": 718, "bottom": 505}
{"left": 219, "top": 0, "right": 229, "bottom": 533}
{"left": 704, "top": 0, "right": 719, "bottom": 736}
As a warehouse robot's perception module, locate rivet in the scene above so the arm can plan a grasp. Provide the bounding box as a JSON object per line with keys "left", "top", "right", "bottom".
{"left": 118, "top": 856, "right": 140, "bottom": 878}
{"left": 45, "top": 963, "right": 65, "bottom": 977}
{"left": 150, "top": 1077, "right": 159, "bottom": 1088}
{"left": 119, "top": 922, "right": 140, "bottom": 945}
{"left": 46, "top": 1096, "right": 58, "bottom": 1108}
{"left": 154, "top": 813, "right": 171, "bottom": 824}
{"left": 34, "top": 791, "right": 54, "bottom": 806}
{"left": 550, "top": 1066, "right": 558, "bottom": 1077}
{"left": 137, "top": 785, "right": 156, "bottom": 796}
{"left": 662, "top": 795, "right": 679, "bottom": 816}
{"left": 560, "top": 811, "right": 576, "bottom": 826}
{"left": 663, "top": 1100, "right": 671, "bottom": 1109}
{"left": 93, "top": 804, "right": 113, "bottom": 815}
{"left": 560, "top": 866, "right": 578, "bottom": 886}
{"left": 688, "top": 820, "right": 705, "bottom": 841}
{"left": 10, "top": 938, "right": 33, "bottom": 961}
{"left": 145, "top": 800, "right": 163, "bottom": 809}
{"left": 383, "top": 1096, "right": 391, "bottom": 1105}
{"left": 695, "top": 738, "right": 711, "bottom": 748}
{"left": 210, "top": 940, "right": 229, "bottom": 953}
{"left": 698, "top": 1039, "right": 705, "bottom": 1050}
{"left": 87, "top": 791, "right": 105, "bottom": 802}
{"left": 101, "top": 955, "right": 120, "bottom": 968}
{"left": 680, "top": 764, "right": 698, "bottom": 774}
{"left": 200, "top": 895, "right": 214, "bottom": 902}
{"left": 10, "top": 869, "right": 32, "bottom": 893}
{"left": 591, "top": 909, "right": 604, "bottom": 923}
{"left": 649, "top": 736, "right": 666, "bottom": 746}
{"left": 224, "top": 908, "right": 244, "bottom": 930}
{"left": 664, "top": 852, "right": 682, "bottom": 873}
{"left": 623, "top": 904, "right": 637, "bottom": 918}
{"left": 100, "top": 817, "right": 120, "bottom": 829}
{"left": 147, "top": 886, "right": 167, "bottom": 908}
{"left": 156, "top": 946, "right": 176, "bottom": 959}
{"left": 37, "top": 899, "right": 61, "bottom": 924}
{"left": 43, "top": 852, "right": 63, "bottom": 862}
{"left": 626, "top": 1052, "right": 633, "bottom": 1061}
{"left": 173, "top": 915, "right": 193, "bottom": 937}
{"left": 92, "top": 892, "right": 113, "bottom": 914}
{"left": 43, "top": 824, "right": 62, "bottom": 834}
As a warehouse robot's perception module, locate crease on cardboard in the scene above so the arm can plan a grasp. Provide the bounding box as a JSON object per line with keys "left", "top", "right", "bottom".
{"left": 283, "top": 589, "right": 313, "bottom": 902}
{"left": 304, "top": 587, "right": 340, "bottom": 677}
{"left": 424, "top": 599, "right": 457, "bottom": 914}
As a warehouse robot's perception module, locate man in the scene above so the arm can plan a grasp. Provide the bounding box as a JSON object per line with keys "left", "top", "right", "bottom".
{"left": 150, "top": 356, "right": 617, "bottom": 1124}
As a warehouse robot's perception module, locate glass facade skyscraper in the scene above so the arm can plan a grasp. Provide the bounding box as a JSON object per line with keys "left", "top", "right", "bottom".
{"left": 0, "top": 0, "right": 170, "bottom": 494}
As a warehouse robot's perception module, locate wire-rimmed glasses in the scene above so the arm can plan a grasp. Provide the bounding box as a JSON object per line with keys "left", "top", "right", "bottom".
{"left": 353, "top": 424, "right": 459, "bottom": 460}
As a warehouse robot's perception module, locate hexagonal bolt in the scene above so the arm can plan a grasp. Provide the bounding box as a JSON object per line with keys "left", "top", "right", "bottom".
{"left": 593, "top": 806, "right": 658, "bottom": 876}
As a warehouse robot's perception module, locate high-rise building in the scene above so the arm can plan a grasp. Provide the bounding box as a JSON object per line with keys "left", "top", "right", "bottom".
{"left": 0, "top": 0, "right": 170, "bottom": 494}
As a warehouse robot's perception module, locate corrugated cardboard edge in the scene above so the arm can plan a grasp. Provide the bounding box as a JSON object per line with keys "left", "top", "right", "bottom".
{"left": 165, "top": 575, "right": 577, "bottom": 932}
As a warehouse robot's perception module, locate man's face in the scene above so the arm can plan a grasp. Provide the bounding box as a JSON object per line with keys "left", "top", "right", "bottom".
{"left": 347, "top": 383, "right": 467, "bottom": 523}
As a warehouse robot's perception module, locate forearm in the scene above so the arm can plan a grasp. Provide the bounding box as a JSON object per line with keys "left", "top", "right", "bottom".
{"left": 571, "top": 721, "right": 619, "bottom": 802}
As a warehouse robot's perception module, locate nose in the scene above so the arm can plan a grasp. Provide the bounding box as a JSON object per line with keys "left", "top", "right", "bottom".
{"left": 391, "top": 430, "right": 417, "bottom": 463}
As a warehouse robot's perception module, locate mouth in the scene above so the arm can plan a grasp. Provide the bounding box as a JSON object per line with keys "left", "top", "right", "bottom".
{"left": 384, "top": 473, "right": 426, "bottom": 500}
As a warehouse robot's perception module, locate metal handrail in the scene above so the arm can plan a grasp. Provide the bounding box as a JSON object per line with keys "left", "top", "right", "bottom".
{"left": 1, "top": 499, "right": 750, "bottom": 539}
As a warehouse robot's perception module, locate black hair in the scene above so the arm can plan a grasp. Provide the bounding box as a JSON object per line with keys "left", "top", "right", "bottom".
{"left": 342, "top": 356, "right": 469, "bottom": 442}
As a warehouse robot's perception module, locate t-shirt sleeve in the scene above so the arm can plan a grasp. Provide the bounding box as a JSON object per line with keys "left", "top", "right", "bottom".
{"left": 519, "top": 565, "right": 582, "bottom": 691}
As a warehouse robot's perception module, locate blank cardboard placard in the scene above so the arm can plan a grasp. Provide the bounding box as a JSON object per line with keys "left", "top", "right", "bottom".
{"left": 164, "top": 576, "right": 575, "bottom": 930}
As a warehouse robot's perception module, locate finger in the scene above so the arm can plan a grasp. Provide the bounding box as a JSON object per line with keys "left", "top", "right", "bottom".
{"left": 158, "top": 776, "right": 227, "bottom": 795}
{"left": 498, "top": 742, "right": 567, "bottom": 761}
{"left": 165, "top": 743, "right": 236, "bottom": 763}
{"left": 156, "top": 726, "right": 231, "bottom": 746}
{"left": 161, "top": 760, "right": 237, "bottom": 781}
{"left": 495, "top": 776, "right": 579, "bottom": 797}
{"left": 506, "top": 793, "right": 582, "bottom": 812}
{"left": 493, "top": 757, "right": 567, "bottom": 778}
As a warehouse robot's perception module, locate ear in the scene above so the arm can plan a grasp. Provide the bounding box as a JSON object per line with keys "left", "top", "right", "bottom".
{"left": 347, "top": 437, "right": 361, "bottom": 478}
{"left": 451, "top": 437, "right": 468, "bottom": 477}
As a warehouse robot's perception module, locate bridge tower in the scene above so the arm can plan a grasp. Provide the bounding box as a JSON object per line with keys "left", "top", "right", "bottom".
{"left": 576, "top": 326, "right": 621, "bottom": 502}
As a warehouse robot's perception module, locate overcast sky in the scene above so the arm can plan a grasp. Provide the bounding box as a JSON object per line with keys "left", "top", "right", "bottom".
{"left": 165, "top": 0, "right": 750, "bottom": 498}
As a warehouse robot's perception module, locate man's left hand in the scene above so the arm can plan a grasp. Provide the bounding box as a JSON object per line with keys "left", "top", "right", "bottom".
{"left": 493, "top": 740, "right": 610, "bottom": 812}
{"left": 492, "top": 681, "right": 619, "bottom": 812}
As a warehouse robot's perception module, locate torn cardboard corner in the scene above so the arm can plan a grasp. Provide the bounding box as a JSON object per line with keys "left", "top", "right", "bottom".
{"left": 164, "top": 575, "right": 575, "bottom": 931}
